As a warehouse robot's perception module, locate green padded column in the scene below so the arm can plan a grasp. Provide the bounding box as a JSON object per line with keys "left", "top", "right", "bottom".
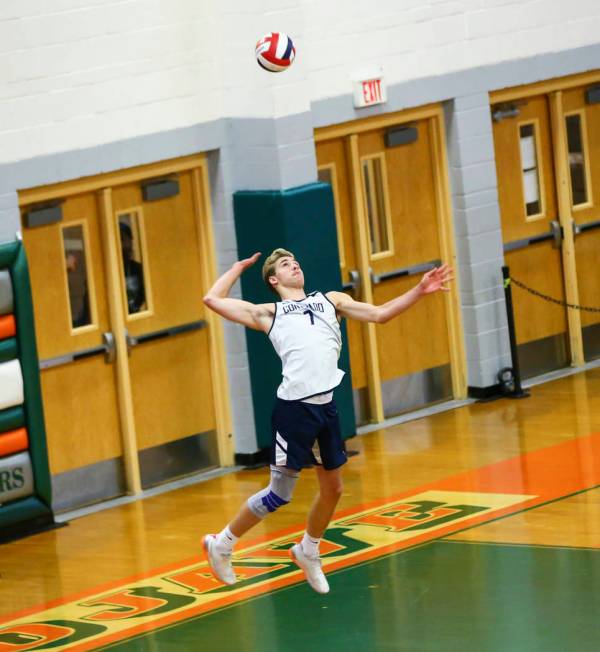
{"left": 0, "top": 242, "right": 17, "bottom": 269}
{"left": 12, "top": 244, "right": 52, "bottom": 507}
{"left": 0, "top": 406, "right": 25, "bottom": 432}
{"left": 234, "top": 182, "right": 356, "bottom": 450}
{"left": 0, "top": 495, "right": 51, "bottom": 531}
{"left": 0, "top": 337, "right": 18, "bottom": 363}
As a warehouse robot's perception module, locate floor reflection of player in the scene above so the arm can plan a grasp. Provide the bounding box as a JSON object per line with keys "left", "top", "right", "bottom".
{"left": 119, "top": 222, "right": 145, "bottom": 313}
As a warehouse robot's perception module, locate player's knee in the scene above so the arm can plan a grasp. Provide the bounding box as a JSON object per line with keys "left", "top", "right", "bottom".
{"left": 321, "top": 478, "right": 343, "bottom": 500}
{"left": 247, "top": 466, "right": 299, "bottom": 519}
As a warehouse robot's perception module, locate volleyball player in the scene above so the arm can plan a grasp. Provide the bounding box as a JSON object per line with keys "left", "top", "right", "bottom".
{"left": 202, "top": 249, "right": 452, "bottom": 594}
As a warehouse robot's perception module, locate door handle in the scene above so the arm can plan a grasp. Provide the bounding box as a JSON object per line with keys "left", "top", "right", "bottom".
{"left": 342, "top": 269, "right": 362, "bottom": 297}
{"left": 550, "top": 220, "right": 563, "bottom": 248}
{"left": 573, "top": 218, "right": 600, "bottom": 237}
{"left": 124, "top": 330, "right": 137, "bottom": 356}
{"left": 102, "top": 332, "right": 116, "bottom": 364}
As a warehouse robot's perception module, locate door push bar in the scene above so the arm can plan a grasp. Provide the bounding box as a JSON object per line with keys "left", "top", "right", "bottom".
{"left": 40, "top": 331, "right": 116, "bottom": 370}
{"left": 573, "top": 218, "right": 600, "bottom": 236}
{"left": 342, "top": 260, "right": 441, "bottom": 295}
{"left": 39, "top": 322, "right": 206, "bottom": 369}
{"left": 370, "top": 259, "right": 442, "bottom": 285}
{"left": 503, "top": 220, "right": 563, "bottom": 253}
{"left": 124, "top": 320, "right": 207, "bottom": 355}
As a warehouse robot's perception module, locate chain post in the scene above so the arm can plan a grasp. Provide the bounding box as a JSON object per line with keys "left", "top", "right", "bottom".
{"left": 501, "top": 266, "right": 530, "bottom": 399}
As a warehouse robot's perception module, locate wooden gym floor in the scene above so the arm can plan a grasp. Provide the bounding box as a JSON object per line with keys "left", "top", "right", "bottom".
{"left": 1, "top": 368, "right": 599, "bottom": 651}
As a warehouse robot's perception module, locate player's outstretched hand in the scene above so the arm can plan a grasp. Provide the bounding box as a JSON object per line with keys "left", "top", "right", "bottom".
{"left": 419, "top": 264, "right": 454, "bottom": 294}
{"left": 234, "top": 252, "right": 261, "bottom": 272}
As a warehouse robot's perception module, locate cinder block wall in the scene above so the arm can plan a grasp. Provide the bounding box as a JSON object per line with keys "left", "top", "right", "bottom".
{"left": 305, "top": 0, "right": 600, "bottom": 104}
{"left": 3, "top": 1, "right": 600, "bottom": 169}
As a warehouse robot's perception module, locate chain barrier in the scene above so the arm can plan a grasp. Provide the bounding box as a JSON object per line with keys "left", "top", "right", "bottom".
{"left": 506, "top": 277, "right": 600, "bottom": 313}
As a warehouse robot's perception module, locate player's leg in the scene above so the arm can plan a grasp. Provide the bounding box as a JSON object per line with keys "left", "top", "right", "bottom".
{"left": 306, "top": 465, "right": 344, "bottom": 540}
{"left": 289, "top": 465, "right": 343, "bottom": 595}
{"left": 290, "top": 400, "right": 346, "bottom": 594}
{"left": 204, "top": 465, "right": 299, "bottom": 585}
{"left": 205, "top": 400, "right": 305, "bottom": 585}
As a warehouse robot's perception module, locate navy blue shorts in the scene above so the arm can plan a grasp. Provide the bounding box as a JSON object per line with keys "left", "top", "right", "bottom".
{"left": 270, "top": 398, "right": 347, "bottom": 471}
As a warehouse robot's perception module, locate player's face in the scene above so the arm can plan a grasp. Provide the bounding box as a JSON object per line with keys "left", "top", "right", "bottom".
{"left": 272, "top": 256, "right": 304, "bottom": 290}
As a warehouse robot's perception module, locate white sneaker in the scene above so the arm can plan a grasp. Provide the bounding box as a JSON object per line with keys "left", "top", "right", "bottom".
{"left": 289, "top": 543, "right": 330, "bottom": 594}
{"left": 203, "top": 534, "right": 236, "bottom": 586}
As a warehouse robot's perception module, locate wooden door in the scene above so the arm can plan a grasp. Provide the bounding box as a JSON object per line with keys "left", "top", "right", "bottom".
{"left": 22, "top": 193, "right": 125, "bottom": 504}
{"left": 316, "top": 110, "right": 462, "bottom": 422}
{"left": 493, "top": 94, "right": 569, "bottom": 377}
{"left": 21, "top": 156, "right": 230, "bottom": 506}
{"left": 316, "top": 140, "right": 370, "bottom": 423}
{"left": 111, "top": 171, "right": 218, "bottom": 488}
{"left": 358, "top": 120, "right": 453, "bottom": 416}
{"left": 562, "top": 86, "right": 600, "bottom": 360}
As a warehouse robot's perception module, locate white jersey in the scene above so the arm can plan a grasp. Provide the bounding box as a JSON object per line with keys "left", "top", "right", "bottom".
{"left": 268, "top": 291, "right": 345, "bottom": 401}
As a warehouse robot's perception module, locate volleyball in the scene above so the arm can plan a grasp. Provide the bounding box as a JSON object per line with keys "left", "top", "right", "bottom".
{"left": 255, "top": 32, "right": 296, "bottom": 72}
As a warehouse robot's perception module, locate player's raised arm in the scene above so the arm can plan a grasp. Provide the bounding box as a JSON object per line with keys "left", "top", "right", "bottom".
{"left": 327, "top": 264, "right": 453, "bottom": 324}
{"left": 203, "top": 252, "right": 274, "bottom": 332}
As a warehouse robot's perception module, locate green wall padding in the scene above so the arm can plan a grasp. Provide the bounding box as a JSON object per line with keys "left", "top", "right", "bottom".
{"left": 234, "top": 182, "right": 356, "bottom": 450}
{"left": 0, "top": 495, "right": 51, "bottom": 530}
{"left": 0, "top": 337, "right": 18, "bottom": 364}
{"left": 0, "top": 406, "right": 25, "bottom": 433}
{"left": 0, "top": 241, "right": 53, "bottom": 537}
{"left": 0, "top": 242, "right": 17, "bottom": 270}
{"left": 12, "top": 245, "right": 52, "bottom": 507}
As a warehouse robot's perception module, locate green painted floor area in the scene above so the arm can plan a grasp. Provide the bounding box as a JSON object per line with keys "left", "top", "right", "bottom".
{"left": 104, "top": 541, "right": 600, "bottom": 652}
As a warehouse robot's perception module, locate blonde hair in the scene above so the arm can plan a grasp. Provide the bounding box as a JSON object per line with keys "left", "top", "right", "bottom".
{"left": 262, "top": 248, "right": 295, "bottom": 294}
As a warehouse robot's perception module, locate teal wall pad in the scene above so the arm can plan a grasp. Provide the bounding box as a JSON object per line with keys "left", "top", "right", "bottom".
{"left": 234, "top": 182, "right": 356, "bottom": 450}
{"left": 0, "top": 337, "right": 18, "bottom": 364}
{"left": 0, "top": 241, "right": 53, "bottom": 537}
{"left": 0, "top": 406, "right": 25, "bottom": 433}
{"left": 0, "top": 495, "right": 52, "bottom": 535}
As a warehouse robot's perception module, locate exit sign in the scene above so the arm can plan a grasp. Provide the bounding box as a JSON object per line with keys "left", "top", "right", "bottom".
{"left": 354, "top": 76, "right": 386, "bottom": 108}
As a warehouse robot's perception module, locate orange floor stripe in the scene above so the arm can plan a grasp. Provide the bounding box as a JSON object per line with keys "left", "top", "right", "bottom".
{"left": 1, "top": 432, "right": 600, "bottom": 651}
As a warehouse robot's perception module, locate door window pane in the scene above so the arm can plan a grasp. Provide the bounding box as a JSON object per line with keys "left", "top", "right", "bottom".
{"left": 362, "top": 156, "right": 391, "bottom": 255}
{"left": 565, "top": 114, "right": 589, "bottom": 206}
{"left": 519, "top": 123, "right": 543, "bottom": 217}
{"left": 118, "top": 212, "right": 148, "bottom": 315}
{"left": 63, "top": 225, "right": 93, "bottom": 329}
{"left": 318, "top": 164, "right": 345, "bottom": 267}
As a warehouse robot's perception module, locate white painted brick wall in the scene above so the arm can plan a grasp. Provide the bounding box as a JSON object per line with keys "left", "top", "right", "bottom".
{"left": 1, "top": 0, "right": 600, "bottom": 164}
{"left": 0, "top": 0, "right": 225, "bottom": 162}
{"left": 306, "top": 0, "right": 600, "bottom": 99}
